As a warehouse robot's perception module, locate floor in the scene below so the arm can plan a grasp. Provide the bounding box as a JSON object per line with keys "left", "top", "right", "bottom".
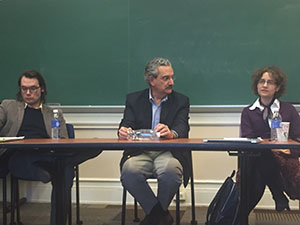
{"left": 1, "top": 202, "right": 300, "bottom": 225}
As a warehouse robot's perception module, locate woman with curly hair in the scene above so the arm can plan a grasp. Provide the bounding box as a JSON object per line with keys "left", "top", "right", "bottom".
{"left": 240, "top": 66, "right": 300, "bottom": 215}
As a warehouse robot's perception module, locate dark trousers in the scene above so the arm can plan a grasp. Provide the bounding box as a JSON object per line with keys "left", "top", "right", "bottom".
{"left": 9, "top": 150, "right": 101, "bottom": 225}
{"left": 245, "top": 149, "right": 285, "bottom": 214}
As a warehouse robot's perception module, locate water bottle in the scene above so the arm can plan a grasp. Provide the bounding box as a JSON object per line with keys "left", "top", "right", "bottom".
{"left": 127, "top": 128, "right": 160, "bottom": 140}
{"left": 270, "top": 110, "right": 282, "bottom": 140}
{"left": 51, "top": 109, "right": 61, "bottom": 139}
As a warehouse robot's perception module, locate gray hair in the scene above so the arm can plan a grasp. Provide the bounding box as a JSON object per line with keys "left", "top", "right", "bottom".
{"left": 144, "top": 57, "right": 172, "bottom": 85}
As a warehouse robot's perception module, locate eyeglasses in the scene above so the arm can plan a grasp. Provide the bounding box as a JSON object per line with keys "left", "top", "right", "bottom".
{"left": 160, "top": 75, "right": 176, "bottom": 82}
{"left": 258, "top": 79, "right": 276, "bottom": 86}
{"left": 20, "top": 86, "right": 40, "bottom": 92}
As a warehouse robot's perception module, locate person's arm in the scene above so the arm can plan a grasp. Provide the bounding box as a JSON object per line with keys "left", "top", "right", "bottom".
{"left": 240, "top": 108, "right": 256, "bottom": 138}
{"left": 119, "top": 97, "right": 136, "bottom": 129}
{"left": 271, "top": 104, "right": 300, "bottom": 155}
{"left": 118, "top": 96, "right": 136, "bottom": 139}
{"left": 281, "top": 104, "right": 300, "bottom": 156}
{"left": 58, "top": 109, "right": 68, "bottom": 139}
{"left": 0, "top": 102, "right": 7, "bottom": 131}
{"left": 158, "top": 96, "right": 190, "bottom": 139}
{"left": 288, "top": 104, "right": 300, "bottom": 138}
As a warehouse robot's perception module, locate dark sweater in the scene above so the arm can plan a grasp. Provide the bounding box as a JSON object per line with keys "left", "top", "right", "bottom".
{"left": 241, "top": 101, "right": 300, "bottom": 139}
{"left": 17, "top": 107, "right": 49, "bottom": 139}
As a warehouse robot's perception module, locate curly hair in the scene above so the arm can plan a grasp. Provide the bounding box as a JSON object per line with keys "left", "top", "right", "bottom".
{"left": 251, "top": 66, "right": 287, "bottom": 99}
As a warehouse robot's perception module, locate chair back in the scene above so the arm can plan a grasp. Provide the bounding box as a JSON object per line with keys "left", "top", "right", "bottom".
{"left": 66, "top": 123, "right": 75, "bottom": 139}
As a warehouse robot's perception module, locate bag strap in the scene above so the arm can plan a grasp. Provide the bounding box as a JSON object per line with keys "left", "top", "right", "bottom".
{"left": 230, "top": 170, "right": 236, "bottom": 178}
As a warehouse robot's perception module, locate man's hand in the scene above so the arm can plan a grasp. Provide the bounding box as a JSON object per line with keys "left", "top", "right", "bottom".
{"left": 154, "top": 123, "right": 174, "bottom": 139}
{"left": 118, "top": 126, "right": 129, "bottom": 140}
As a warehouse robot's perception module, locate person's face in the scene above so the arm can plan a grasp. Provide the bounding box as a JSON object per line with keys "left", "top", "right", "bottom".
{"left": 257, "top": 72, "right": 280, "bottom": 100}
{"left": 20, "top": 76, "right": 43, "bottom": 108}
{"left": 149, "top": 65, "right": 175, "bottom": 98}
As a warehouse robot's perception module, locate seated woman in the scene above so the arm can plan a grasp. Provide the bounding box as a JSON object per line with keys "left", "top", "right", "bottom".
{"left": 240, "top": 66, "right": 300, "bottom": 215}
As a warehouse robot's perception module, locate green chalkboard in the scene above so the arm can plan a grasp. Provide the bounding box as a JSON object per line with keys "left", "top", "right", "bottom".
{"left": 1, "top": 0, "right": 300, "bottom": 105}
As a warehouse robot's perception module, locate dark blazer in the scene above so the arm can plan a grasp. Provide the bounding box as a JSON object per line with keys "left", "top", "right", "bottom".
{"left": 119, "top": 88, "right": 191, "bottom": 186}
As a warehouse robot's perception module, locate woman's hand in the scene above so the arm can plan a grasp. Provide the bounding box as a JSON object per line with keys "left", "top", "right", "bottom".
{"left": 272, "top": 149, "right": 291, "bottom": 154}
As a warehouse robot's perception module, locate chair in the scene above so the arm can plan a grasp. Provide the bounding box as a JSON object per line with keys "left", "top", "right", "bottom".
{"left": 9, "top": 123, "right": 83, "bottom": 225}
{"left": 66, "top": 123, "right": 83, "bottom": 225}
{"left": 121, "top": 158, "right": 197, "bottom": 225}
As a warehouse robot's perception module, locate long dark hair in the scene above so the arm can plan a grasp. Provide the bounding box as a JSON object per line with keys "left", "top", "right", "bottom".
{"left": 16, "top": 70, "right": 47, "bottom": 103}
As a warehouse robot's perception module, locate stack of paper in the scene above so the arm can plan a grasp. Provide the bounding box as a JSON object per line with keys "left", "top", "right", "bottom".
{"left": 0, "top": 136, "right": 25, "bottom": 142}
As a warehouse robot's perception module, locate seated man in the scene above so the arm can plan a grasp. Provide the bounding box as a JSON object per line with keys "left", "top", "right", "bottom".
{"left": 0, "top": 70, "right": 101, "bottom": 225}
{"left": 118, "top": 57, "right": 191, "bottom": 225}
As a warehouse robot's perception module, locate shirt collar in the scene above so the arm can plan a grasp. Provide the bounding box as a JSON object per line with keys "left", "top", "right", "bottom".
{"left": 24, "top": 102, "right": 43, "bottom": 109}
{"left": 249, "top": 98, "right": 280, "bottom": 113}
{"left": 148, "top": 89, "right": 168, "bottom": 105}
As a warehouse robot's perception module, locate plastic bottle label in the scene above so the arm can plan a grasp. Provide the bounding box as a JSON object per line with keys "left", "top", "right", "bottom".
{"left": 51, "top": 120, "right": 61, "bottom": 128}
{"left": 271, "top": 120, "right": 281, "bottom": 129}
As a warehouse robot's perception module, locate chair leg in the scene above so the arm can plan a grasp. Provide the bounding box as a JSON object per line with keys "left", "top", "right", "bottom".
{"left": 190, "top": 160, "right": 197, "bottom": 225}
{"left": 9, "top": 177, "right": 23, "bottom": 225}
{"left": 176, "top": 189, "right": 180, "bottom": 225}
{"left": 3, "top": 176, "right": 7, "bottom": 225}
{"left": 122, "top": 187, "right": 140, "bottom": 225}
{"left": 10, "top": 175, "right": 16, "bottom": 225}
{"left": 75, "top": 166, "right": 83, "bottom": 225}
{"left": 68, "top": 194, "right": 72, "bottom": 225}
{"left": 15, "top": 180, "right": 22, "bottom": 225}
{"left": 133, "top": 198, "right": 140, "bottom": 222}
{"left": 121, "top": 188, "right": 127, "bottom": 225}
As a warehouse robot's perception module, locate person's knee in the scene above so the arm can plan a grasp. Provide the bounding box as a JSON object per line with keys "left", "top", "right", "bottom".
{"left": 121, "top": 163, "right": 145, "bottom": 188}
{"left": 67, "top": 150, "right": 101, "bottom": 166}
{"left": 9, "top": 153, "right": 21, "bottom": 168}
{"left": 9, "top": 153, "right": 29, "bottom": 173}
{"left": 161, "top": 169, "right": 182, "bottom": 186}
{"left": 157, "top": 159, "right": 183, "bottom": 186}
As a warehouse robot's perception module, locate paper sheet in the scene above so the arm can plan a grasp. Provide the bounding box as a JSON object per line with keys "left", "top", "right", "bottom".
{"left": 0, "top": 136, "right": 25, "bottom": 142}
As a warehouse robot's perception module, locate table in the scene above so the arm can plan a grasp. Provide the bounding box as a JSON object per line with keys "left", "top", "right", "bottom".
{"left": 2, "top": 138, "right": 300, "bottom": 225}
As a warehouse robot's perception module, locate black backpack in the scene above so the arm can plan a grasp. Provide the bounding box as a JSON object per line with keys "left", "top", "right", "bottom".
{"left": 206, "top": 170, "right": 240, "bottom": 225}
